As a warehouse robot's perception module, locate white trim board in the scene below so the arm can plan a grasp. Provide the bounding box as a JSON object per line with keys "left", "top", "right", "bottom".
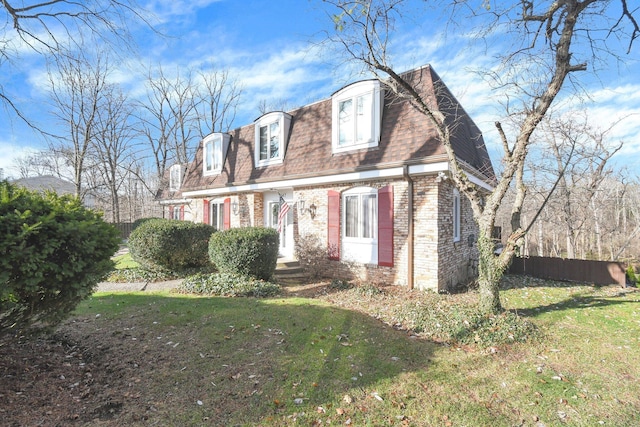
{"left": 182, "top": 161, "right": 493, "bottom": 197}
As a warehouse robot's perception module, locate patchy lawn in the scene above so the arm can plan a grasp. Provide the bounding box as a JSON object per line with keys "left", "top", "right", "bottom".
{"left": 1, "top": 276, "right": 639, "bottom": 426}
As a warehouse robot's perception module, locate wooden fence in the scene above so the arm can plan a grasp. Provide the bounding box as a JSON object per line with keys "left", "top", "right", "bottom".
{"left": 113, "top": 222, "right": 134, "bottom": 239}
{"left": 509, "top": 256, "right": 626, "bottom": 286}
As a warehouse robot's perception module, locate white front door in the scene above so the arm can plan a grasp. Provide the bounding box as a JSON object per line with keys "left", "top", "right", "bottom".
{"left": 264, "top": 191, "right": 294, "bottom": 258}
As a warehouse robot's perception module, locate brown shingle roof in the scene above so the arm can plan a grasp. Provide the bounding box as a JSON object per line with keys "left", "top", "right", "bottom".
{"left": 164, "top": 64, "right": 495, "bottom": 196}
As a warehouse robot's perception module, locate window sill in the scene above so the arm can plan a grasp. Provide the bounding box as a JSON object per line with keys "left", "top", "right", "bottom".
{"left": 255, "top": 158, "right": 284, "bottom": 168}
{"left": 332, "top": 142, "right": 378, "bottom": 155}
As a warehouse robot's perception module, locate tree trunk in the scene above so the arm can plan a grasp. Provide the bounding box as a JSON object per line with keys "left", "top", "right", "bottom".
{"left": 537, "top": 219, "right": 544, "bottom": 256}
{"left": 477, "top": 232, "right": 503, "bottom": 314}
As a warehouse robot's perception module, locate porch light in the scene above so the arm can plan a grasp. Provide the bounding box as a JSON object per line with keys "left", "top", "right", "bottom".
{"left": 232, "top": 201, "right": 239, "bottom": 215}
{"left": 297, "top": 199, "right": 305, "bottom": 212}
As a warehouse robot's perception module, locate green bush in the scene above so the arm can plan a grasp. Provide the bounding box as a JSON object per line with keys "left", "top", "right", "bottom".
{"left": 0, "top": 181, "right": 120, "bottom": 339}
{"left": 128, "top": 218, "right": 215, "bottom": 271}
{"left": 208, "top": 227, "right": 279, "bottom": 281}
{"left": 178, "top": 272, "right": 281, "bottom": 297}
{"left": 626, "top": 265, "right": 637, "bottom": 286}
{"left": 131, "top": 217, "right": 158, "bottom": 232}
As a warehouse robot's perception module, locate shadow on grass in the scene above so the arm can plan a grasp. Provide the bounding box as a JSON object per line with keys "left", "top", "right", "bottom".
{"left": 500, "top": 274, "right": 612, "bottom": 290}
{"left": 511, "top": 292, "right": 640, "bottom": 318}
{"left": 61, "top": 292, "right": 435, "bottom": 426}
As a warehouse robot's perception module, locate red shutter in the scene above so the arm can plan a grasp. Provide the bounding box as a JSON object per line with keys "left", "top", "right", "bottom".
{"left": 179, "top": 205, "right": 185, "bottom": 220}
{"left": 203, "top": 199, "right": 210, "bottom": 225}
{"left": 223, "top": 198, "right": 231, "bottom": 230}
{"left": 378, "top": 185, "right": 394, "bottom": 267}
{"left": 327, "top": 190, "right": 340, "bottom": 260}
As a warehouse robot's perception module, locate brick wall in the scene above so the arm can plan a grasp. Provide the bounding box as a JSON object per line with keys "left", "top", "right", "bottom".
{"left": 436, "top": 180, "right": 479, "bottom": 292}
{"left": 412, "top": 176, "right": 440, "bottom": 291}
{"left": 184, "top": 174, "right": 480, "bottom": 291}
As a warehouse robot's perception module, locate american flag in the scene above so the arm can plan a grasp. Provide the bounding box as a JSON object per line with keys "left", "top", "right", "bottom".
{"left": 277, "top": 196, "right": 290, "bottom": 233}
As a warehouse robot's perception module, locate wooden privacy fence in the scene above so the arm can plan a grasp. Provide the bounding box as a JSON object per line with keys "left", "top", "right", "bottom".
{"left": 113, "top": 222, "right": 134, "bottom": 239}
{"left": 509, "top": 256, "right": 626, "bottom": 286}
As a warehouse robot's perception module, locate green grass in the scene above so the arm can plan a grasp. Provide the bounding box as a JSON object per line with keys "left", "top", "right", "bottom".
{"left": 67, "top": 278, "right": 640, "bottom": 426}
{"left": 112, "top": 252, "right": 138, "bottom": 269}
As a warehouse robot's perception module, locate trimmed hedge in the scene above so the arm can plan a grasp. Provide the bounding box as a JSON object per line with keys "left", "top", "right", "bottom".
{"left": 132, "top": 217, "right": 157, "bottom": 231}
{"left": 209, "top": 227, "right": 279, "bottom": 281}
{"left": 128, "top": 218, "right": 215, "bottom": 271}
{"left": 0, "top": 181, "right": 120, "bottom": 338}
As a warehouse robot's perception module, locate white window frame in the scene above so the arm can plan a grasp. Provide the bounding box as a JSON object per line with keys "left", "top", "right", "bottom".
{"left": 254, "top": 112, "right": 292, "bottom": 167}
{"left": 169, "top": 164, "right": 183, "bottom": 191}
{"left": 331, "top": 80, "right": 384, "bottom": 154}
{"left": 203, "top": 133, "right": 231, "bottom": 176}
{"left": 171, "top": 205, "right": 181, "bottom": 220}
{"left": 453, "top": 188, "right": 461, "bottom": 242}
{"left": 342, "top": 186, "right": 378, "bottom": 265}
{"left": 209, "top": 198, "right": 226, "bottom": 231}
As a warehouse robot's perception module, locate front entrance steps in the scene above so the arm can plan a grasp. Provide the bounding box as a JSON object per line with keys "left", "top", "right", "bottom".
{"left": 274, "top": 258, "right": 306, "bottom": 283}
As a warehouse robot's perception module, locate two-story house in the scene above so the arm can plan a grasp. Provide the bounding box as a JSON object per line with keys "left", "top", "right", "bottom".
{"left": 156, "top": 65, "right": 495, "bottom": 291}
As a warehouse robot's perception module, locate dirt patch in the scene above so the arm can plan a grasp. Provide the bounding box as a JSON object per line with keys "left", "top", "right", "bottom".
{"left": 0, "top": 314, "right": 163, "bottom": 426}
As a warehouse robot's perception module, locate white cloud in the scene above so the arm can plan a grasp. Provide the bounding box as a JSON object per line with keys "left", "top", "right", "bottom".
{"left": 0, "top": 140, "right": 40, "bottom": 180}
{"left": 141, "top": 0, "right": 224, "bottom": 24}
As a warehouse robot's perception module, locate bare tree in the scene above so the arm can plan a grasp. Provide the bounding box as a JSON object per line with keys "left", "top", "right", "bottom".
{"left": 92, "top": 84, "right": 136, "bottom": 223}
{"left": 0, "top": 0, "right": 150, "bottom": 130}
{"left": 136, "top": 66, "right": 193, "bottom": 181}
{"left": 47, "top": 50, "right": 110, "bottom": 200}
{"left": 324, "top": 0, "right": 639, "bottom": 313}
{"left": 516, "top": 112, "right": 624, "bottom": 260}
{"left": 137, "top": 65, "right": 244, "bottom": 182}
{"left": 257, "top": 98, "right": 291, "bottom": 116}
{"left": 196, "top": 69, "right": 243, "bottom": 135}
{"left": 13, "top": 150, "right": 68, "bottom": 178}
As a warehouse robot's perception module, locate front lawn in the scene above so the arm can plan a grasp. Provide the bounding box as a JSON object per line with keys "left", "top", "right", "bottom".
{"left": 1, "top": 277, "right": 639, "bottom": 426}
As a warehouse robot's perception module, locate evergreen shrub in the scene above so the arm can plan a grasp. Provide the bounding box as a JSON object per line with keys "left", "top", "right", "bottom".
{"left": 128, "top": 218, "right": 214, "bottom": 271}
{"left": 0, "top": 181, "right": 120, "bottom": 338}
{"left": 208, "top": 227, "right": 279, "bottom": 281}
{"left": 131, "top": 217, "right": 157, "bottom": 231}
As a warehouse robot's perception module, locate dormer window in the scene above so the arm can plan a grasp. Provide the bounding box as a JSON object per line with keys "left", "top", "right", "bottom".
{"left": 203, "top": 133, "right": 231, "bottom": 176}
{"left": 332, "top": 80, "right": 384, "bottom": 153}
{"left": 254, "top": 111, "right": 292, "bottom": 167}
{"left": 169, "top": 164, "right": 183, "bottom": 191}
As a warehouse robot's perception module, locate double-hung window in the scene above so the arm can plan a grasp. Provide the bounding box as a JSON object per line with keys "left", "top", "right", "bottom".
{"left": 342, "top": 187, "right": 378, "bottom": 264}
{"left": 209, "top": 200, "right": 226, "bottom": 231}
{"left": 254, "top": 112, "right": 292, "bottom": 167}
{"left": 332, "top": 80, "right": 384, "bottom": 153}
{"left": 203, "top": 198, "right": 230, "bottom": 230}
{"left": 328, "top": 185, "right": 394, "bottom": 267}
{"left": 344, "top": 192, "right": 377, "bottom": 239}
{"left": 169, "top": 164, "right": 183, "bottom": 191}
{"left": 259, "top": 121, "right": 280, "bottom": 160}
{"left": 203, "top": 133, "right": 231, "bottom": 176}
{"left": 170, "top": 205, "right": 184, "bottom": 220}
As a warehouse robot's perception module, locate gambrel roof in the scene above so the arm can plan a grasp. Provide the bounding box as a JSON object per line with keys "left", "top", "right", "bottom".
{"left": 157, "top": 65, "right": 494, "bottom": 199}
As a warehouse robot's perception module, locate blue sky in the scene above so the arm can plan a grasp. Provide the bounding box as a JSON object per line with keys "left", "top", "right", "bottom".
{"left": 1, "top": 0, "right": 639, "bottom": 178}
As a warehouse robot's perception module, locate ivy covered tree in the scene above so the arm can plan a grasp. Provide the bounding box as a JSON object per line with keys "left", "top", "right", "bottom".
{"left": 324, "top": 0, "right": 639, "bottom": 313}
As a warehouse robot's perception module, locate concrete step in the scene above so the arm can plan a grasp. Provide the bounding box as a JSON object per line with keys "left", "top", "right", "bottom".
{"left": 277, "top": 260, "right": 301, "bottom": 269}
{"left": 275, "top": 259, "right": 304, "bottom": 276}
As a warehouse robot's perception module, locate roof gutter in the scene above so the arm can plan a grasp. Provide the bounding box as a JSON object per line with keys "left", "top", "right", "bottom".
{"left": 403, "top": 164, "right": 414, "bottom": 290}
